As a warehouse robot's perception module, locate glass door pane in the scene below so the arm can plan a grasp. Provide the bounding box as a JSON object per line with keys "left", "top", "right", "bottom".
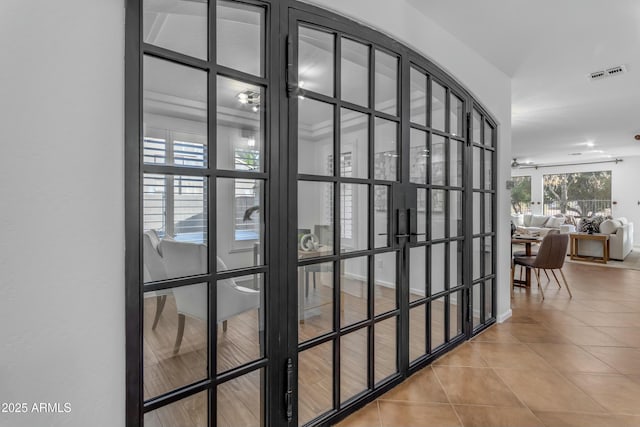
{"left": 141, "top": 1, "right": 270, "bottom": 424}
{"left": 470, "top": 107, "right": 496, "bottom": 331}
{"left": 293, "top": 20, "right": 402, "bottom": 426}
{"left": 299, "top": 26, "right": 334, "bottom": 97}
{"left": 144, "top": 0, "right": 208, "bottom": 60}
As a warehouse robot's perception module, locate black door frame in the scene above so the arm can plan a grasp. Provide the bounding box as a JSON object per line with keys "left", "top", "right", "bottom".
{"left": 125, "top": 1, "right": 498, "bottom": 425}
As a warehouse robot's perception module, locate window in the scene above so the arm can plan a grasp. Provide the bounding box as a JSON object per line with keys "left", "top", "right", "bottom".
{"left": 234, "top": 148, "right": 261, "bottom": 241}
{"left": 340, "top": 153, "right": 353, "bottom": 240}
{"left": 142, "top": 135, "right": 207, "bottom": 242}
{"left": 543, "top": 171, "right": 612, "bottom": 218}
{"left": 510, "top": 176, "right": 531, "bottom": 214}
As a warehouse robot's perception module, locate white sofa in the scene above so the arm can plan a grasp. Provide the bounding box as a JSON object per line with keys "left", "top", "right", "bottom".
{"left": 511, "top": 213, "right": 576, "bottom": 236}
{"left": 576, "top": 217, "right": 634, "bottom": 261}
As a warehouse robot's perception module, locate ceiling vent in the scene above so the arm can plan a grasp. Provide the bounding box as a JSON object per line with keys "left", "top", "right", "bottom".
{"left": 589, "top": 65, "right": 626, "bottom": 81}
{"left": 606, "top": 65, "right": 626, "bottom": 76}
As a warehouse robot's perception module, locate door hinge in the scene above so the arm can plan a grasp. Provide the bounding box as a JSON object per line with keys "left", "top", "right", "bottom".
{"left": 286, "top": 35, "right": 304, "bottom": 99}
{"left": 285, "top": 357, "right": 293, "bottom": 421}
{"left": 466, "top": 112, "right": 472, "bottom": 147}
{"left": 286, "top": 36, "right": 295, "bottom": 98}
{"left": 467, "top": 288, "right": 472, "bottom": 324}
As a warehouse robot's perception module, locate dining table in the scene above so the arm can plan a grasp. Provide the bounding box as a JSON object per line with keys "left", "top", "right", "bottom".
{"left": 511, "top": 235, "right": 542, "bottom": 288}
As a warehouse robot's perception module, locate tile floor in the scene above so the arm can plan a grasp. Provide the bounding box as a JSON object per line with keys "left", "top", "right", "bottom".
{"left": 336, "top": 260, "right": 640, "bottom": 426}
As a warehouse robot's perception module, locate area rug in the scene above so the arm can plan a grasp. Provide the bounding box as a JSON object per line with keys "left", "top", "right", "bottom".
{"left": 565, "top": 247, "right": 640, "bottom": 271}
{"left": 512, "top": 244, "right": 640, "bottom": 271}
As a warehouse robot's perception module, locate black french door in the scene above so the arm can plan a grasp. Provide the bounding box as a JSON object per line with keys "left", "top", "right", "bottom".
{"left": 288, "top": 10, "right": 404, "bottom": 426}
{"left": 285, "top": 7, "right": 493, "bottom": 426}
{"left": 126, "top": 1, "right": 497, "bottom": 426}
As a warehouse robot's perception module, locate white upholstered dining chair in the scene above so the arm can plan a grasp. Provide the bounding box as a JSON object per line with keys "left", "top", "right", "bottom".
{"left": 143, "top": 231, "right": 262, "bottom": 354}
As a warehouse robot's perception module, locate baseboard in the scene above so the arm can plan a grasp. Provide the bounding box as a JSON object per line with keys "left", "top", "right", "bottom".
{"left": 497, "top": 309, "right": 512, "bottom": 323}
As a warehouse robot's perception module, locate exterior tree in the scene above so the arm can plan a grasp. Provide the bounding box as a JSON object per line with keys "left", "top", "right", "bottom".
{"left": 543, "top": 171, "right": 611, "bottom": 217}
{"left": 510, "top": 176, "right": 531, "bottom": 214}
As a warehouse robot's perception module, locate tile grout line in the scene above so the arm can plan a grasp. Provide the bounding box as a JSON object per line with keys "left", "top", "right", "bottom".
{"left": 494, "top": 317, "right": 603, "bottom": 422}
{"left": 488, "top": 363, "right": 547, "bottom": 426}
{"left": 575, "top": 343, "right": 630, "bottom": 376}
{"left": 509, "top": 318, "right": 611, "bottom": 414}
{"left": 375, "top": 399, "right": 383, "bottom": 427}
{"left": 466, "top": 339, "right": 547, "bottom": 425}
{"left": 430, "top": 365, "right": 465, "bottom": 427}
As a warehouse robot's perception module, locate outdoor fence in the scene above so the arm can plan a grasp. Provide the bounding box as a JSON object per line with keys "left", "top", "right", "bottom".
{"left": 543, "top": 199, "right": 612, "bottom": 218}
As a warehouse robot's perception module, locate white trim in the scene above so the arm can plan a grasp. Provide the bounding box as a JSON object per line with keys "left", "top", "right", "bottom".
{"left": 374, "top": 279, "right": 395, "bottom": 289}
{"left": 497, "top": 309, "right": 512, "bottom": 323}
{"left": 409, "top": 287, "right": 426, "bottom": 298}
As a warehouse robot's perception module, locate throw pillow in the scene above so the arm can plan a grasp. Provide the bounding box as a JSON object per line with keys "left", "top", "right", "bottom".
{"left": 529, "top": 215, "right": 549, "bottom": 227}
{"left": 578, "top": 218, "right": 592, "bottom": 233}
{"left": 599, "top": 219, "right": 619, "bottom": 235}
{"left": 592, "top": 215, "right": 606, "bottom": 231}
{"left": 579, "top": 216, "right": 606, "bottom": 233}
{"left": 511, "top": 213, "right": 524, "bottom": 226}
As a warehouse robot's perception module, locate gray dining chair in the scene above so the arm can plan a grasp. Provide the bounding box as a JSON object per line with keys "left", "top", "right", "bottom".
{"left": 511, "top": 233, "right": 572, "bottom": 300}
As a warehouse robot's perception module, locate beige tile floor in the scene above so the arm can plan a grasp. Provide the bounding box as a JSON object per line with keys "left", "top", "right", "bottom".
{"left": 337, "top": 261, "right": 640, "bottom": 426}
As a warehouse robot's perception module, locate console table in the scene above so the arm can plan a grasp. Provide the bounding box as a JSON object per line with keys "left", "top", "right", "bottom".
{"left": 569, "top": 233, "right": 610, "bottom": 264}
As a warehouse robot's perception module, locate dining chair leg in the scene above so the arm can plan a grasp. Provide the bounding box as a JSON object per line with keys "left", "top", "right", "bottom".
{"left": 551, "top": 270, "right": 561, "bottom": 288}
{"left": 543, "top": 269, "right": 550, "bottom": 281}
{"left": 559, "top": 268, "right": 573, "bottom": 298}
{"left": 152, "top": 294, "right": 167, "bottom": 330}
{"left": 534, "top": 268, "right": 545, "bottom": 300}
{"left": 174, "top": 313, "right": 186, "bottom": 354}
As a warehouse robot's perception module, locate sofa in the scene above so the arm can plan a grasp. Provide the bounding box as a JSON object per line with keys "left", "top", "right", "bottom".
{"left": 575, "top": 217, "right": 634, "bottom": 261}
{"left": 511, "top": 213, "right": 576, "bottom": 236}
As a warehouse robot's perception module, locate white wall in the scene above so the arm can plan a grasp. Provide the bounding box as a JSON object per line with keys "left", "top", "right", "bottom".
{"left": 305, "top": 0, "right": 513, "bottom": 321}
{"left": 0, "top": 1, "right": 125, "bottom": 427}
{"left": 512, "top": 156, "right": 640, "bottom": 245}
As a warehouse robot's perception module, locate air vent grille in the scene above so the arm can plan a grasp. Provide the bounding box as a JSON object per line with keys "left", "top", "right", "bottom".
{"left": 606, "top": 65, "right": 625, "bottom": 76}
{"left": 589, "top": 65, "right": 626, "bottom": 81}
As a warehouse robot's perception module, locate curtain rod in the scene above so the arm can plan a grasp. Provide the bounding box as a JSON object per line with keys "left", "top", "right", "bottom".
{"left": 515, "top": 158, "right": 623, "bottom": 170}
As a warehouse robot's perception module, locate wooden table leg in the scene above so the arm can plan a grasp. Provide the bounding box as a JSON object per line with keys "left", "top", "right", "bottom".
{"left": 525, "top": 242, "right": 532, "bottom": 287}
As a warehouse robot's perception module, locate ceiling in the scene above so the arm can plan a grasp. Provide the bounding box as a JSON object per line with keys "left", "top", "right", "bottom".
{"left": 407, "top": 0, "right": 640, "bottom": 166}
